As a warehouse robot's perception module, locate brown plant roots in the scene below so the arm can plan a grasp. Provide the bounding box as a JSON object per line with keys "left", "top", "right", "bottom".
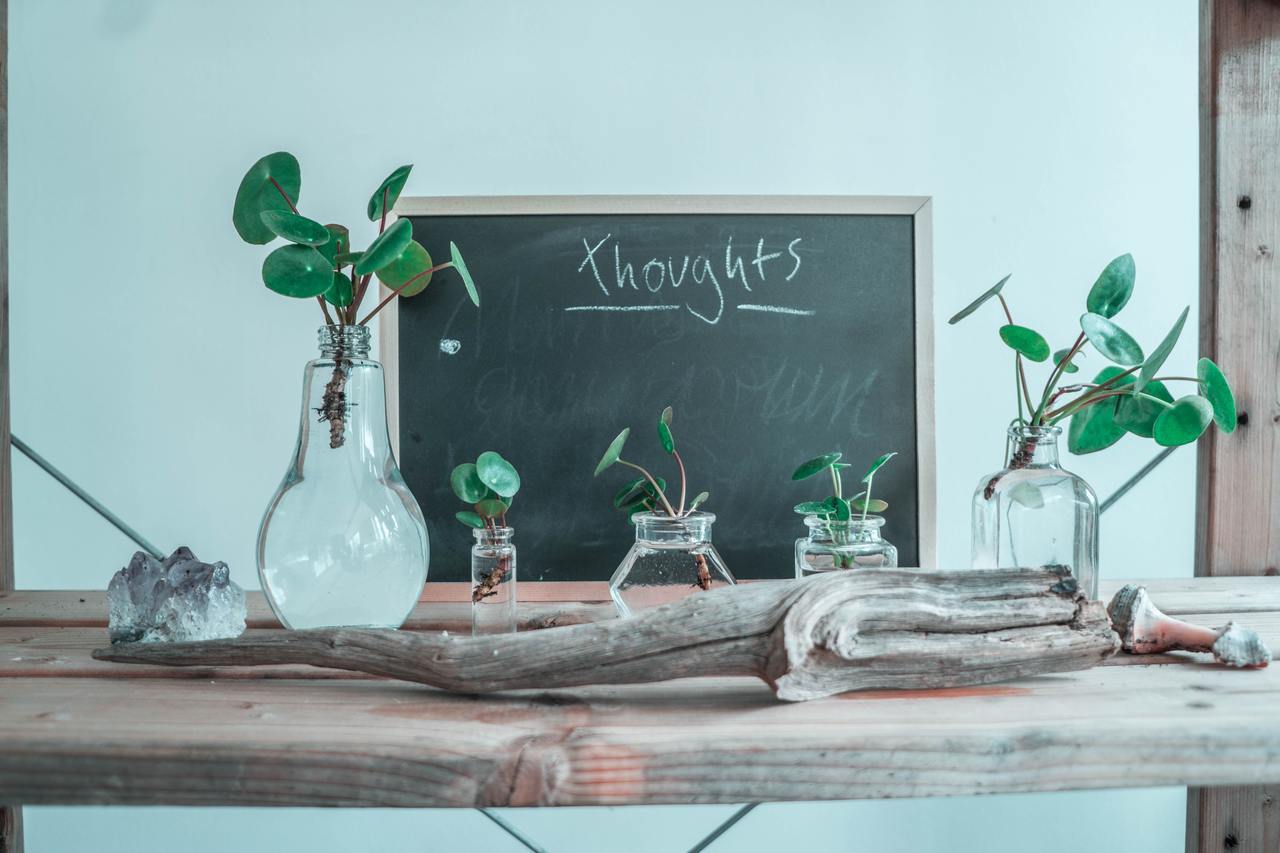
{"left": 694, "top": 553, "right": 712, "bottom": 590}
{"left": 472, "top": 555, "right": 510, "bottom": 603}
{"left": 317, "top": 346, "right": 349, "bottom": 449}
{"left": 983, "top": 435, "right": 1039, "bottom": 500}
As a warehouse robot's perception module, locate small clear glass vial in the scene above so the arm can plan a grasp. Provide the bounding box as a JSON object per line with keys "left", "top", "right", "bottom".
{"left": 609, "top": 511, "right": 735, "bottom": 618}
{"left": 471, "top": 526, "right": 516, "bottom": 636}
{"left": 794, "top": 515, "right": 898, "bottom": 577}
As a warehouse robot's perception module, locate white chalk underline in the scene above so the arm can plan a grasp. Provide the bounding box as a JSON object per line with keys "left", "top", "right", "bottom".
{"left": 563, "top": 305, "right": 681, "bottom": 312}
{"left": 737, "top": 304, "right": 816, "bottom": 316}
{"left": 564, "top": 304, "right": 814, "bottom": 316}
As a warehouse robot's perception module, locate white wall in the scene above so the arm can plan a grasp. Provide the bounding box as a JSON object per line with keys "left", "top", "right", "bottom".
{"left": 10, "top": 0, "right": 1199, "bottom": 850}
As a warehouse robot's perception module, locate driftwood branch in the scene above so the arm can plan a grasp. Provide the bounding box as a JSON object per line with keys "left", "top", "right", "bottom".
{"left": 95, "top": 567, "right": 1119, "bottom": 702}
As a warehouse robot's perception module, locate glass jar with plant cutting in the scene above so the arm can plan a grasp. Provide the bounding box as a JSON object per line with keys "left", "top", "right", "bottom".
{"left": 594, "top": 406, "right": 733, "bottom": 617}
{"left": 451, "top": 451, "right": 520, "bottom": 636}
{"left": 791, "top": 451, "right": 899, "bottom": 576}
{"left": 950, "top": 254, "right": 1237, "bottom": 598}
{"left": 236, "top": 152, "right": 481, "bottom": 629}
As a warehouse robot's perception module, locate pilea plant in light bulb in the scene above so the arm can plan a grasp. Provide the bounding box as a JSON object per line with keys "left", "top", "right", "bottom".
{"left": 950, "top": 253, "right": 1237, "bottom": 599}
{"left": 238, "top": 152, "right": 480, "bottom": 632}
{"left": 594, "top": 406, "right": 733, "bottom": 618}
{"left": 791, "top": 450, "right": 899, "bottom": 574}
{"left": 451, "top": 451, "right": 520, "bottom": 636}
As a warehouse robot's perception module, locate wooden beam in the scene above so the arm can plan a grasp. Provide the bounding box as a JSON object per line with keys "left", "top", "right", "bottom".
{"left": 1194, "top": 2, "right": 1280, "bottom": 851}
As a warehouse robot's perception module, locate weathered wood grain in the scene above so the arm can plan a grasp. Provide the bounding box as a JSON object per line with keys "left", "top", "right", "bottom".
{"left": 1, "top": 660, "right": 1278, "bottom": 807}
{"left": 93, "top": 568, "right": 1119, "bottom": 702}
{"left": 0, "top": 588, "right": 610, "bottom": 632}
{"left": 1195, "top": 2, "right": 1280, "bottom": 848}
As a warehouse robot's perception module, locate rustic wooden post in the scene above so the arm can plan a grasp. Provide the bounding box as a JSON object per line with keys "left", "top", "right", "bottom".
{"left": 0, "top": 0, "right": 19, "bottom": 847}
{"left": 1193, "top": 2, "right": 1280, "bottom": 851}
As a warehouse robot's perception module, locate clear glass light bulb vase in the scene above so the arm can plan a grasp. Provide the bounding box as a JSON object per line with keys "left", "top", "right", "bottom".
{"left": 794, "top": 515, "right": 898, "bottom": 577}
{"left": 971, "top": 424, "right": 1099, "bottom": 598}
{"left": 257, "top": 326, "right": 429, "bottom": 629}
{"left": 471, "top": 526, "right": 516, "bottom": 636}
{"left": 609, "top": 511, "right": 735, "bottom": 618}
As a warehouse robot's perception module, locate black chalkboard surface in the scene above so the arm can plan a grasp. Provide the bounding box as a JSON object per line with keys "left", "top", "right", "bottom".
{"left": 390, "top": 197, "right": 933, "bottom": 581}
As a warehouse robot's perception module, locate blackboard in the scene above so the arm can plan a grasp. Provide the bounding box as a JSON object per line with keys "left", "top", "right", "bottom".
{"left": 387, "top": 197, "right": 934, "bottom": 581}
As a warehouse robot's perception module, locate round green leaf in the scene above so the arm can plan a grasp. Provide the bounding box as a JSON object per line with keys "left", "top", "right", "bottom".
{"left": 1135, "top": 306, "right": 1189, "bottom": 393}
{"left": 367, "top": 164, "right": 412, "bottom": 222}
{"left": 1080, "top": 312, "right": 1145, "bottom": 366}
{"left": 450, "top": 463, "right": 488, "bottom": 503}
{"left": 851, "top": 497, "right": 889, "bottom": 513}
{"left": 948, "top": 274, "right": 1010, "bottom": 325}
{"left": 1086, "top": 253, "right": 1135, "bottom": 318}
{"left": 451, "top": 242, "right": 480, "bottom": 307}
{"left": 1153, "top": 395, "right": 1214, "bottom": 447}
{"left": 318, "top": 224, "right": 350, "bottom": 268}
{"left": 324, "top": 272, "right": 353, "bottom": 308}
{"left": 1068, "top": 403, "right": 1125, "bottom": 454}
{"left": 259, "top": 210, "right": 330, "bottom": 246}
{"left": 613, "top": 477, "right": 648, "bottom": 509}
{"left": 794, "top": 500, "right": 831, "bottom": 514}
{"left": 688, "top": 491, "right": 710, "bottom": 511}
{"left": 594, "top": 428, "right": 630, "bottom": 476}
{"left": 792, "top": 452, "right": 841, "bottom": 481}
{"left": 1053, "top": 348, "right": 1080, "bottom": 374}
{"left": 355, "top": 219, "right": 413, "bottom": 276}
{"left": 455, "top": 510, "right": 486, "bottom": 529}
{"left": 375, "top": 240, "right": 434, "bottom": 298}
{"left": 1114, "top": 380, "right": 1173, "bottom": 439}
{"left": 1197, "top": 357, "right": 1237, "bottom": 434}
{"left": 1067, "top": 367, "right": 1131, "bottom": 454}
{"left": 474, "top": 498, "right": 508, "bottom": 519}
{"left": 642, "top": 477, "right": 667, "bottom": 499}
{"left": 261, "top": 244, "right": 333, "bottom": 298}
{"left": 833, "top": 497, "right": 852, "bottom": 521}
{"left": 476, "top": 451, "right": 520, "bottom": 497}
{"left": 861, "top": 451, "right": 898, "bottom": 483}
{"left": 335, "top": 251, "right": 364, "bottom": 266}
{"left": 232, "top": 151, "right": 300, "bottom": 245}
{"left": 998, "top": 324, "right": 1050, "bottom": 363}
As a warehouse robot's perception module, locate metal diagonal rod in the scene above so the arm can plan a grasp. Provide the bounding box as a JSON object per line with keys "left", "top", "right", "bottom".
{"left": 688, "top": 803, "right": 759, "bottom": 853}
{"left": 478, "top": 809, "right": 548, "bottom": 853}
{"left": 1099, "top": 446, "right": 1177, "bottom": 515}
{"left": 10, "top": 434, "right": 164, "bottom": 558}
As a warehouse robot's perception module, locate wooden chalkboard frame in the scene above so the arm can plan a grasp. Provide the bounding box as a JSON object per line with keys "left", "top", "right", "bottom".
{"left": 380, "top": 195, "right": 936, "bottom": 570}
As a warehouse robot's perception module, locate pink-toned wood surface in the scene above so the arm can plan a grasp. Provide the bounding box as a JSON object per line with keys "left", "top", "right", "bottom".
{"left": 0, "top": 578, "right": 1277, "bottom": 807}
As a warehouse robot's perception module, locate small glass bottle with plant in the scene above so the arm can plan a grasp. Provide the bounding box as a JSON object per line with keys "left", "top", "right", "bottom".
{"left": 594, "top": 407, "right": 733, "bottom": 617}
{"left": 950, "top": 253, "right": 1237, "bottom": 598}
{"left": 451, "top": 451, "right": 521, "bottom": 636}
{"left": 791, "top": 451, "right": 899, "bottom": 575}
{"left": 237, "top": 152, "right": 481, "bottom": 630}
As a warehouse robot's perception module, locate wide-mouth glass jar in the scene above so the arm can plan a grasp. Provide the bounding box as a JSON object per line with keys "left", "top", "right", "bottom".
{"left": 608, "top": 511, "right": 735, "bottom": 618}
{"left": 795, "top": 514, "right": 898, "bottom": 577}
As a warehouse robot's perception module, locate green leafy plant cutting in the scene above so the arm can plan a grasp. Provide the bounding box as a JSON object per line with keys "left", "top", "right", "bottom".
{"left": 233, "top": 152, "right": 481, "bottom": 448}
{"left": 948, "top": 254, "right": 1237, "bottom": 469}
{"left": 451, "top": 451, "right": 519, "bottom": 603}
{"left": 594, "top": 406, "right": 714, "bottom": 588}
{"left": 792, "top": 451, "right": 895, "bottom": 568}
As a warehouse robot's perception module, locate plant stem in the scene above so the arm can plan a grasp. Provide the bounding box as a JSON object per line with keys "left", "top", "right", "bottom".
{"left": 1016, "top": 354, "right": 1035, "bottom": 414}
{"left": 316, "top": 296, "right": 335, "bottom": 326}
{"left": 1014, "top": 356, "right": 1025, "bottom": 426}
{"left": 268, "top": 177, "right": 298, "bottom": 214}
{"left": 830, "top": 465, "right": 843, "bottom": 501}
{"left": 861, "top": 474, "right": 874, "bottom": 524}
{"left": 357, "top": 262, "right": 455, "bottom": 325}
{"left": 617, "top": 460, "right": 677, "bottom": 516}
{"left": 672, "top": 449, "right": 688, "bottom": 515}
{"left": 1047, "top": 388, "right": 1175, "bottom": 424}
{"left": 1033, "top": 332, "right": 1086, "bottom": 424}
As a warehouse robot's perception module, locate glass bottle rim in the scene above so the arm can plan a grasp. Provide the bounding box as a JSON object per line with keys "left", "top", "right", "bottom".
{"left": 1007, "top": 423, "right": 1062, "bottom": 440}
{"left": 803, "top": 513, "right": 885, "bottom": 531}
{"left": 630, "top": 509, "right": 715, "bottom": 529}
{"left": 472, "top": 525, "right": 514, "bottom": 541}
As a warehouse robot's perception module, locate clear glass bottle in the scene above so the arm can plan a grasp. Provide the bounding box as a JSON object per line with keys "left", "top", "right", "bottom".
{"left": 471, "top": 525, "right": 516, "bottom": 635}
{"left": 794, "top": 515, "right": 898, "bottom": 577}
{"left": 971, "top": 424, "right": 1098, "bottom": 598}
{"left": 257, "top": 326, "right": 429, "bottom": 629}
{"left": 609, "top": 511, "right": 735, "bottom": 618}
